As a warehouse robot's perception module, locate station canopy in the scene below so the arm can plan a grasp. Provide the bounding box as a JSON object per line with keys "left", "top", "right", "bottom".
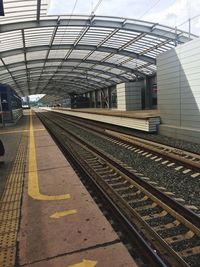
{"left": 0, "top": 0, "right": 197, "bottom": 98}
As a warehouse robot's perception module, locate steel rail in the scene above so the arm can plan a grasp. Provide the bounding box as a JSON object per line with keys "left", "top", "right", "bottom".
{"left": 53, "top": 111, "right": 200, "bottom": 170}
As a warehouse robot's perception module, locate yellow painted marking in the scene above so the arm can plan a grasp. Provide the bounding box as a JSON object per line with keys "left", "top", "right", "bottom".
{"left": 28, "top": 110, "right": 70, "bottom": 200}
{"left": 68, "top": 259, "right": 97, "bottom": 267}
{"left": 50, "top": 209, "right": 77, "bottom": 219}
{"left": 0, "top": 128, "right": 45, "bottom": 135}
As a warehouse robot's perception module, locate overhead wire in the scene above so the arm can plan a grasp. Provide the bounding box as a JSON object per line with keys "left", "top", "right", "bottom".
{"left": 67, "top": 0, "right": 79, "bottom": 24}
{"left": 138, "top": 0, "right": 161, "bottom": 19}
{"left": 46, "top": 0, "right": 79, "bottom": 92}
{"left": 76, "top": 0, "right": 105, "bottom": 85}
{"left": 51, "top": 0, "right": 79, "bottom": 58}
{"left": 138, "top": 0, "right": 198, "bottom": 38}
{"left": 177, "top": 14, "right": 200, "bottom": 27}
{"left": 55, "top": 0, "right": 106, "bottom": 91}
{"left": 91, "top": 0, "right": 104, "bottom": 14}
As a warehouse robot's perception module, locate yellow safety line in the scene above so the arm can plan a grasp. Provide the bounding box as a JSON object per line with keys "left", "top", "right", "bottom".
{"left": 28, "top": 110, "right": 70, "bottom": 200}
{"left": 0, "top": 128, "right": 45, "bottom": 135}
{"left": 68, "top": 259, "right": 97, "bottom": 267}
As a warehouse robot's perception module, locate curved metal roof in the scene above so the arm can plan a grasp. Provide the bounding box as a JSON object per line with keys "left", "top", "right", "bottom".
{"left": 0, "top": 0, "right": 196, "bottom": 97}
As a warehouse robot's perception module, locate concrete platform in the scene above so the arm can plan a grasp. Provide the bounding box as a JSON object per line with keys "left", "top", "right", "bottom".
{"left": 0, "top": 109, "right": 138, "bottom": 267}
{"left": 55, "top": 108, "right": 160, "bottom": 119}
{"left": 50, "top": 108, "right": 160, "bottom": 132}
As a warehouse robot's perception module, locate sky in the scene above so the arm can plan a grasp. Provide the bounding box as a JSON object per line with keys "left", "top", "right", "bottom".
{"left": 48, "top": 0, "right": 200, "bottom": 36}
{"left": 22, "top": 95, "right": 45, "bottom": 102}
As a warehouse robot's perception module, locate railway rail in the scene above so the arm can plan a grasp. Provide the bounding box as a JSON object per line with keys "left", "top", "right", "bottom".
{"left": 37, "top": 111, "right": 200, "bottom": 267}
{"left": 53, "top": 111, "right": 200, "bottom": 175}
{"left": 42, "top": 111, "right": 200, "bottom": 213}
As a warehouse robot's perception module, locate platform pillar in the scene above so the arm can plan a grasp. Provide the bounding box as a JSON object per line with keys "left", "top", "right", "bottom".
{"left": 116, "top": 81, "right": 143, "bottom": 111}
{"left": 91, "top": 91, "right": 97, "bottom": 108}
{"left": 108, "top": 87, "right": 112, "bottom": 108}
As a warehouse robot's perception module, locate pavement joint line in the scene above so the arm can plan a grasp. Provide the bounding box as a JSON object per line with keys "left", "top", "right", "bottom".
{"left": 35, "top": 144, "right": 58, "bottom": 148}
{"left": 19, "top": 238, "right": 121, "bottom": 266}
{"left": 25, "top": 165, "right": 69, "bottom": 174}
{"left": 0, "top": 128, "right": 45, "bottom": 135}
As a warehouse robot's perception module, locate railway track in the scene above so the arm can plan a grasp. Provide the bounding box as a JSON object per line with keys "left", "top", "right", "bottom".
{"left": 53, "top": 111, "right": 200, "bottom": 173}
{"left": 42, "top": 111, "right": 200, "bottom": 213}
{"left": 37, "top": 111, "right": 200, "bottom": 267}
{"left": 52, "top": 111, "right": 200, "bottom": 213}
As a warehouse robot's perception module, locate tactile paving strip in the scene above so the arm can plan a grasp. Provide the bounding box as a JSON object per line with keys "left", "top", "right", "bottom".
{"left": 0, "top": 135, "right": 27, "bottom": 267}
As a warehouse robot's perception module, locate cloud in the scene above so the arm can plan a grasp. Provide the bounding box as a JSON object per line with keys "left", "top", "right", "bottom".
{"left": 48, "top": 0, "right": 155, "bottom": 18}
{"left": 144, "top": 0, "right": 200, "bottom": 34}
{"left": 48, "top": 0, "right": 200, "bottom": 35}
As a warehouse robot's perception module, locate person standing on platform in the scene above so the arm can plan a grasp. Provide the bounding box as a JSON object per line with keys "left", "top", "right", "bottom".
{"left": 0, "top": 139, "right": 5, "bottom": 165}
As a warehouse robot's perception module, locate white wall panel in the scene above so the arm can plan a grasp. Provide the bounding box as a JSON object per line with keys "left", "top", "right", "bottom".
{"left": 157, "top": 38, "right": 200, "bottom": 142}
{"left": 117, "top": 81, "right": 143, "bottom": 111}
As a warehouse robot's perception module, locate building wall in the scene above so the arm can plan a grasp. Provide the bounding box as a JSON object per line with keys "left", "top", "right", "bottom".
{"left": 157, "top": 38, "right": 200, "bottom": 143}
{"left": 117, "top": 81, "right": 143, "bottom": 111}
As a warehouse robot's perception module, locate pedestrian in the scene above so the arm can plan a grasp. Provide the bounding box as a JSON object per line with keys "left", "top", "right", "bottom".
{"left": 0, "top": 139, "right": 5, "bottom": 164}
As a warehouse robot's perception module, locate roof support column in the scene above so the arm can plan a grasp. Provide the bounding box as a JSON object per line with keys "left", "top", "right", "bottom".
{"left": 143, "top": 76, "right": 157, "bottom": 109}
{"left": 107, "top": 87, "right": 112, "bottom": 109}
{"left": 89, "top": 91, "right": 97, "bottom": 108}
{"left": 100, "top": 88, "right": 109, "bottom": 108}
{"left": 143, "top": 76, "right": 151, "bottom": 109}
{"left": 94, "top": 90, "right": 98, "bottom": 108}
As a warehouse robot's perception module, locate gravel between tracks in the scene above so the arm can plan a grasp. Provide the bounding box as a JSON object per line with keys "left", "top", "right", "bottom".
{"left": 63, "top": 120, "right": 200, "bottom": 213}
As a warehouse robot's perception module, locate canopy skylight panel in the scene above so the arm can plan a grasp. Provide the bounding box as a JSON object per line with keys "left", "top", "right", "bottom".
{"left": 3, "top": 54, "right": 24, "bottom": 65}
{"left": 48, "top": 49, "right": 68, "bottom": 59}
{"left": 0, "top": 4, "right": 195, "bottom": 97}
{"left": 68, "top": 50, "right": 89, "bottom": 59}
{"left": 27, "top": 51, "right": 47, "bottom": 60}
{"left": 24, "top": 27, "right": 55, "bottom": 47}
{"left": 0, "top": 31, "right": 23, "bottom": 52}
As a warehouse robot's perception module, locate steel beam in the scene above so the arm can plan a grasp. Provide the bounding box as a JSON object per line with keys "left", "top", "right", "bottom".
{"left": 7, "top": 66, "right": 129, "bottom": 83}
{"left": 0, "top": 17, "right": 193, "bottom": 43}
{"left": 0, "top": 44, "right": 156, "bottom": 65}
{"left": 1, "top": 58, "right": 144, "bottom": 78}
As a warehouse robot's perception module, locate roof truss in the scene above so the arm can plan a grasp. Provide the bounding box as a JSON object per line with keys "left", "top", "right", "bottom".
{"left": 0, "top": 1, "right": 196, "bottom": 97}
